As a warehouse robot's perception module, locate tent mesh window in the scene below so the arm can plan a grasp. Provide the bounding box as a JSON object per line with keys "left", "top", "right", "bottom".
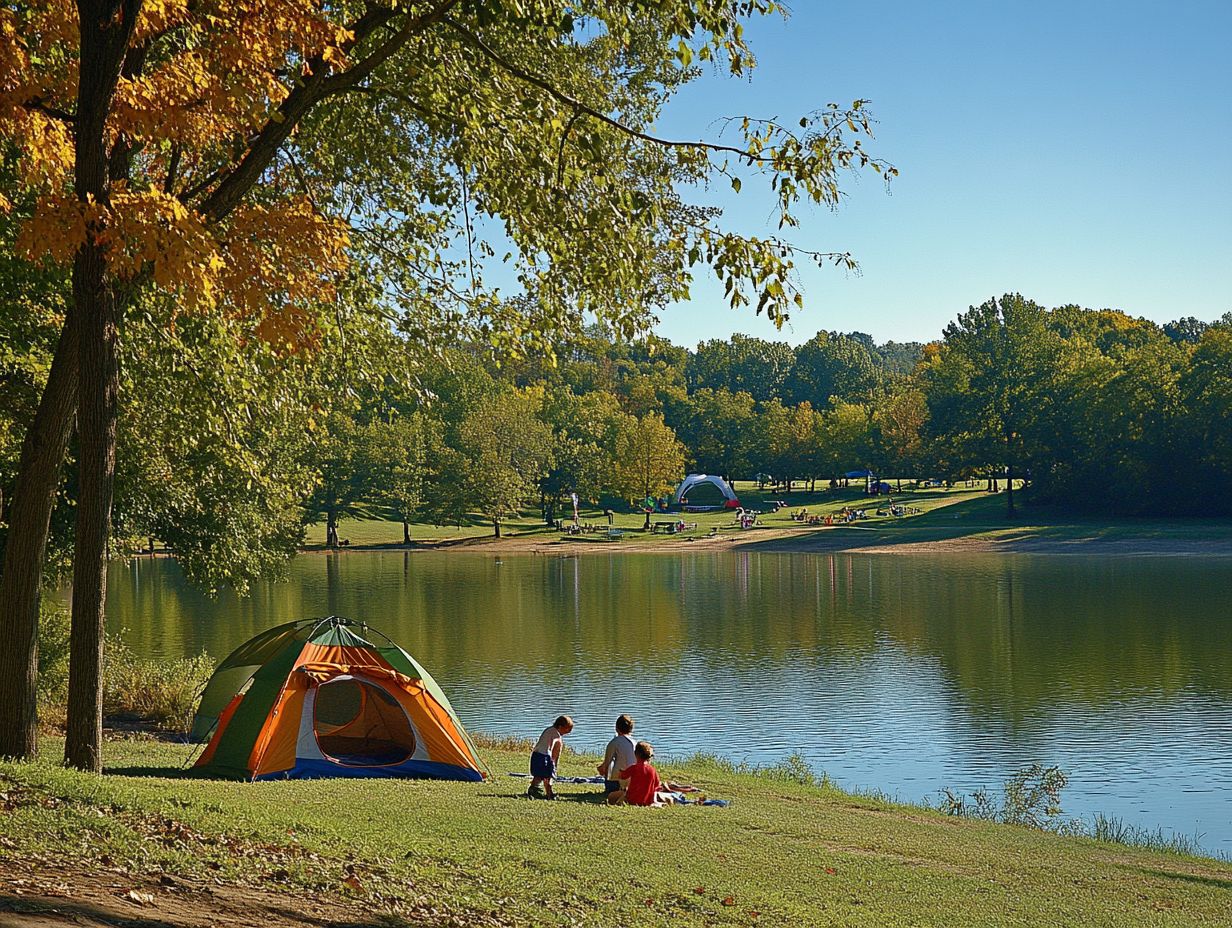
{"left": 314, "top": 678, "right": 417, "bottom": 766}
{"left": 681, "top": 481, "right": 726, "bottom": 507}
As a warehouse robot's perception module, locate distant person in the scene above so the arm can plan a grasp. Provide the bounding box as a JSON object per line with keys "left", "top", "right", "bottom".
{"left": 604, "top": 508, "right": 614, "bottom": 526}
{"left": 598, "top": 714, "right": 638, "bottom": 796}
{"left": 609, "top": 740, "right": 662, "bottom": 806}
{"left": 528, "top": 715, "right": 573, "bottom": 800}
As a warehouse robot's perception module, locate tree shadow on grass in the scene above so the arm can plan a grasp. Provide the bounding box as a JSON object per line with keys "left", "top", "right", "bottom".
{"left": 483, "top": 790, "right": 609, "bottom": 805}
{"left": 0, "top": 891, "right": 416, "bottom": 928}
{"left": 1132, "top": 867, "right": 1232, "bottom": 890}
{"left": 104, "top": 765, "right": 196, "bottom": 778}
{"left": 738, "top": 493, "right": 1015, "bottom": 553}
{"left": 0, "top": 895, "right": 180, "bottom": 928}
{"left": 737, "top": 491, "right": 1232, "bottom": 555}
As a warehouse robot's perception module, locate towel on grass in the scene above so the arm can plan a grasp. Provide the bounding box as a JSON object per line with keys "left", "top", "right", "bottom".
{"left": 509, "top": 773, "right": 729, "bottom": 805}
{"left": 510, "top": 772, "right": 606, "bottom": 784}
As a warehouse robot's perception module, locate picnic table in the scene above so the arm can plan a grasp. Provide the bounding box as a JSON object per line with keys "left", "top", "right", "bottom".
{"left": 652, "top": 520, "right": 697, "bottom": 535}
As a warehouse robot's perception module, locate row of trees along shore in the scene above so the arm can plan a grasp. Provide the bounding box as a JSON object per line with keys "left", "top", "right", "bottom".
{"left": 6, "top": 295, "right": 1232, "bottom": 567}
{"left": 304, "top": 298, "right": 1232, "bottom": 532}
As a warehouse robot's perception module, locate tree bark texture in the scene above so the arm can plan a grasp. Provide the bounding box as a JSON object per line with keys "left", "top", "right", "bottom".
{"left": 0, "top": 313, "right": 81, "bottom": 759}
{"left": 63, "top": 0, "right": 140, "bottom": 773}
{"left": 66, "top": 244, "right": 119, "bottom": 773}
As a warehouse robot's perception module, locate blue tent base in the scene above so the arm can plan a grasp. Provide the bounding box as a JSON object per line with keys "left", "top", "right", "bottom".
{"left": 256, "top": 757, "right": 485, "bottom": 781}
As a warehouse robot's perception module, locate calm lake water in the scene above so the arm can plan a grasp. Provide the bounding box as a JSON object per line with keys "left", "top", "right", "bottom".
{"left": 95, "top": 550, "right": 1232, "bottom": 855}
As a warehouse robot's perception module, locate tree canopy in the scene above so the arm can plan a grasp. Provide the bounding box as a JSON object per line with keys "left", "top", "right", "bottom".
{"left": 0, "top": 0, "right": 898, "bottom": 766}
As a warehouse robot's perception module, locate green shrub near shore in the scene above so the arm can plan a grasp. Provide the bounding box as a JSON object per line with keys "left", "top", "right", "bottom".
{"left": 102, "top": 638, "right": 213, "bottom": 734}
{"left": 37, "top": 608, "right": 211, "bottom": 735}
{"left": 2, "top": 737, "right": 1229, "bottom": 928}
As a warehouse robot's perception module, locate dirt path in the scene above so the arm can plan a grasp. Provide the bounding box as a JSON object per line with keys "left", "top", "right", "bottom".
{"left": 0, "top": 858, "right": 391, "bottom": 928}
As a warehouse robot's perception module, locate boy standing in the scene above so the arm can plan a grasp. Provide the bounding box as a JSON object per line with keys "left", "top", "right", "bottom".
{"left": 597, "top": 714, "right": 637, "bottom": 796}
{"left": 528, "top": 715, "right": 573, "bottom": 800}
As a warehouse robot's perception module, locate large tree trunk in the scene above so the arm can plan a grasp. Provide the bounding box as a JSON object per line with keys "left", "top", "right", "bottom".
{"left": 0, "top": 314, "right": 81, "bottom": 759}
{"left": 492, "top": 518, "right": 501, "bottom": 539}
{"left": 65, "top": 244, "right": 119, "bottom": 773}
{"left": 402, "top": 519, "right": 410, "bottom": 545}
{"left": 63, "top": 0, "right": 141, "bottom": 773}
{"left": 1006, "top": 461, "right": 1016, "bottom": 518}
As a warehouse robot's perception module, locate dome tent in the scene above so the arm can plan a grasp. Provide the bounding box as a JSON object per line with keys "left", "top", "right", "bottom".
{"left": 673, "top": 473, "right": 740, "bottom": 511}
{"left": 192, "top": 617, "right": 487, "bottom": 781}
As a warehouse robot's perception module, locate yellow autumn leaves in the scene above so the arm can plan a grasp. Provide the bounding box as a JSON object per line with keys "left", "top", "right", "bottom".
{"left": 16, "top": 190, "right": 348, "bottom": 334}
{"left": 1, "top": 0, "right": 354, "bottom": 347}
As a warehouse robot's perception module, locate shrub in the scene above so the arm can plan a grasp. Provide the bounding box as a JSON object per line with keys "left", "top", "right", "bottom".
{"left": 102, "top": 636, "right": 214, "bottom": 734}
{"left": 470, "top": 731, "right": 536, "bottom": 753}
{"left": 937, "top": 764, "right": 1070, "bottom": 830}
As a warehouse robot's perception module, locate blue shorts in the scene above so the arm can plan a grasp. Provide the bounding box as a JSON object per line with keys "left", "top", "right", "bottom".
{"left": 604, "top": 779, "right": 621, "bottom": 794}
{"left": 530, "top": 751, "right": 556, "bottom": 779}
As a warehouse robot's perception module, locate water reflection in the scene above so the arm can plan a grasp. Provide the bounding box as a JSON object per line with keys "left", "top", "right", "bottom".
{"left": 87, "top": 550, "right": 1232, "bottom": 853}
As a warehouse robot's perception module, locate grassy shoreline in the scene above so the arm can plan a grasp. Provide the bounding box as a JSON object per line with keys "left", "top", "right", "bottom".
{"left": 2, "top": 736, "right": 1230, "bottom": 927}
{"left": 290, "top": 488, "right": 1232, "bottom": 558}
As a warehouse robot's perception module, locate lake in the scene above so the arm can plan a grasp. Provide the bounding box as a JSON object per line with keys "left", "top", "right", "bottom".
{"left": 95, "top": 549, "right": 1232, "bottom": 855}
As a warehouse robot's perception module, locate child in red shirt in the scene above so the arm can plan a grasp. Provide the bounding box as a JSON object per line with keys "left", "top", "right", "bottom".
{"left": 613, "top": 740, "right": 662, "bottom": 806}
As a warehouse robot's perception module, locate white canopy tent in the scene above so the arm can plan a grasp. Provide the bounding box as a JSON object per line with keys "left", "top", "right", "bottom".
{"left": 672, "top": 474, "right": 740, "bottom": 510}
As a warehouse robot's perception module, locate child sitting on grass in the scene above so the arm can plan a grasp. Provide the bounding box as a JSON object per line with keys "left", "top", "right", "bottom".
{"left": 528, "top": 715, "right": 573, "bottom": 800}
{"left": 598, "top": 714, "right": 638, "bottom": 796}
{"left": 608, "top": 740, "right": 671, "bottom": 806}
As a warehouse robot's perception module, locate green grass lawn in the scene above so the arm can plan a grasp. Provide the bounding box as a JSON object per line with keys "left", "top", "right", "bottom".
{"left": 3, "top": 737, "right": 1229, "bottom": 927}
{"left": 306, "top": 481, "right": 995, "bottom": 549}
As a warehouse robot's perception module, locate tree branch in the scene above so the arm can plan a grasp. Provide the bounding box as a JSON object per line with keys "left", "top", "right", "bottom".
{"left": 442, "top": 16, "right": 763, "bottom": 165}
{"left": 163, "top": 144, "right": 182, "bottom": 194}
{"left": 22, "top": 99, "right": 74, "bottom": 123}
{"left": 197, "top": 0, "right": 461, "bottom": 223}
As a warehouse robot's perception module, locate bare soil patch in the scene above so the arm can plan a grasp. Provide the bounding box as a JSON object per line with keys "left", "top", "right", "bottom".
{"left": 0, "top": 858, "right": 387, "bottom": 928}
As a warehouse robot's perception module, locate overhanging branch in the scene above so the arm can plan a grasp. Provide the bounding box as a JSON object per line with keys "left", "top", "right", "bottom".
{"left": 196, "top": 0, "right": 461, "bottom": 223}
{"left": 443, "top": 16, "right": 764, "bottom": 165}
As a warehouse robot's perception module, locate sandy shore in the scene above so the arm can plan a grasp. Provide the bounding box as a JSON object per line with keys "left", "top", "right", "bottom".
{"left": 305, "top": 524, "right": 1232, "bottom": 558}
{"left": 743, "top": 531, "right": 1232, "bottom": 557}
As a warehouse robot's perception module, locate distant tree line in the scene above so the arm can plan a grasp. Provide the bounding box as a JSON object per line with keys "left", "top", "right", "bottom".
{"left": 280, "top": 295, "right": 1232, "bottom": 536}
{"left": 3, "top": 295, "right": 1230, "bottom": 573}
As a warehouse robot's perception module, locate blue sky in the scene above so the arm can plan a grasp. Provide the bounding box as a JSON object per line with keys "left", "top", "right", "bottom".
{"left": 650, "top": 0, "right": 1232, "bottom": 347}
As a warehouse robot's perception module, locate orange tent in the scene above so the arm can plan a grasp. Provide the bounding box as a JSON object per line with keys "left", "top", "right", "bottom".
{"left": 192, "top": 617, "right": 487, "bottom": 781}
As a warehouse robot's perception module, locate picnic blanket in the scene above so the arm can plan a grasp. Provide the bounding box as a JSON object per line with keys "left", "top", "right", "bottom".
{"left": 508, "top": 773, "right": 729, "bottom": 806}
{"left": 509, "top": 773, "right": 606, "bottom": 784}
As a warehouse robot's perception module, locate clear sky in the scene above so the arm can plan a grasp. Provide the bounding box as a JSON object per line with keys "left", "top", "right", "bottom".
{"left": 650, "top": 0, "right": 1232, "bottom": 348}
